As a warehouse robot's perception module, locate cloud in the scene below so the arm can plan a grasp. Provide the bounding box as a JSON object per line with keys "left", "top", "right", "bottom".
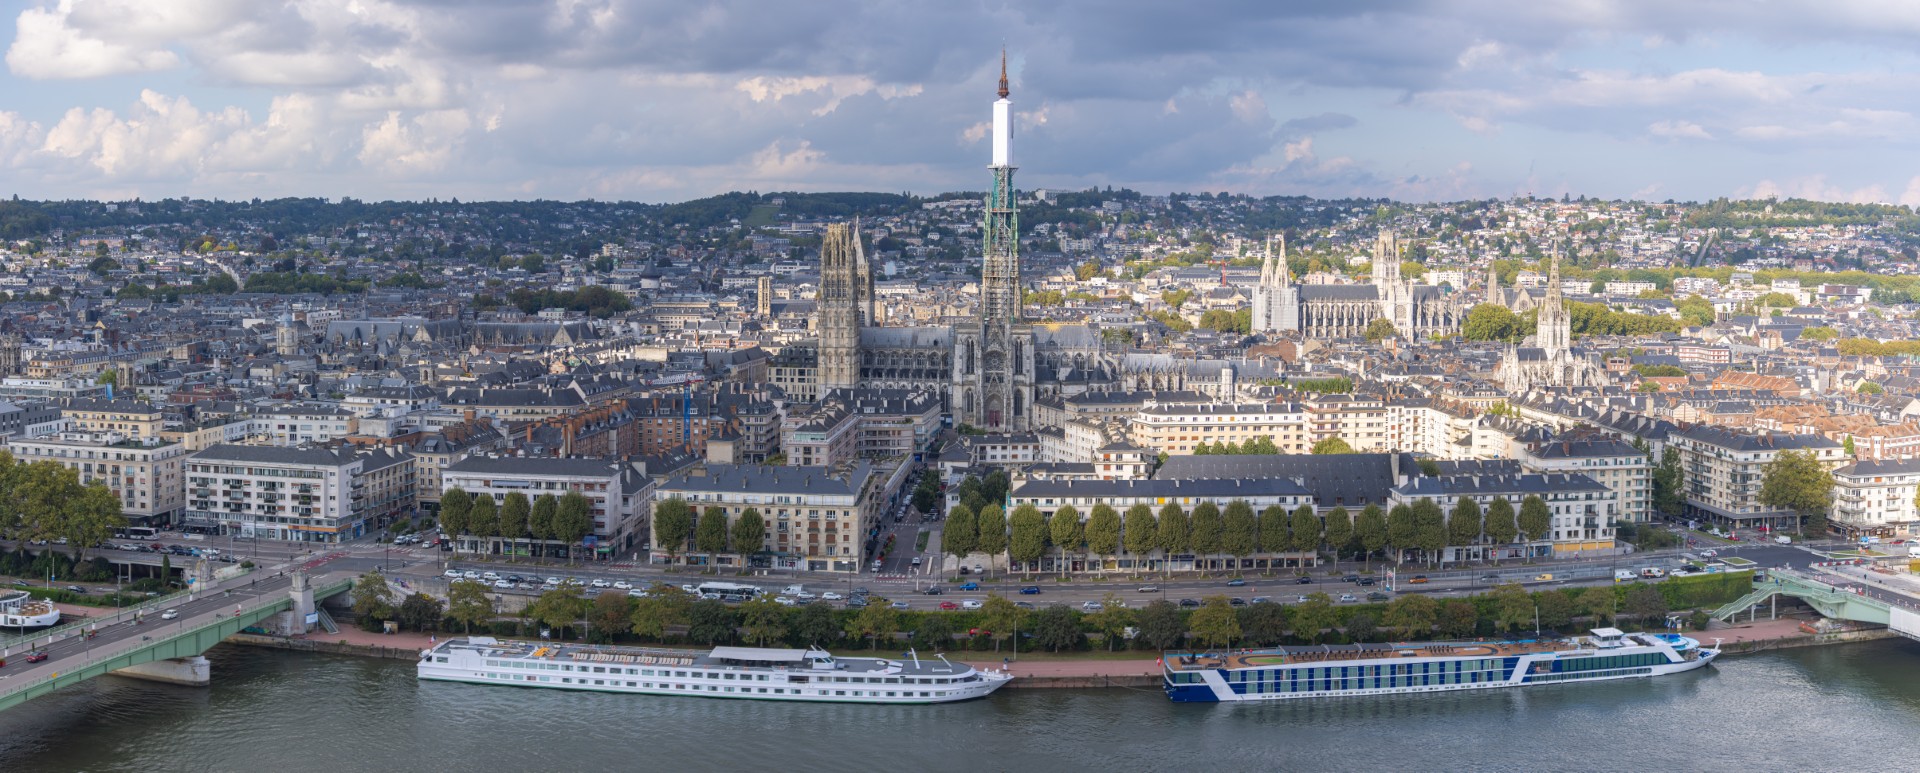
{"left": 1648, "top": 120, "right": 1712, "bottom": 140}
{"left": 6, "top": 0, "right": 181, "bottom": 79}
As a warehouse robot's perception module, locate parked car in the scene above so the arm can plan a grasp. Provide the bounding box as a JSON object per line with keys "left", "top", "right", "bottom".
{"left": 889, "top": 601, "right": 910, "bottom": 610}
{"left": 443, "top": 569, "right": 462, "bottom": 579}
{"left": 590, "top": 579, "right": 611, "bottom": 588}
{"left": 1081, "top": 601, "right": 1104, "bottom": 611}
{"left": 1178, "top": 598, "right": 1200, "bottom": 608}
{"left": 1366, "top": 591, "right": 1390, "bottom": 602}
{"left": 773, "top": 596, "right": 796, "bottom": 606}
{"left": 612, "top": 581, "right": 633, "bottom": 590}
{"left": 822, "top": 591, "right": 844, "bottom": 601}
{"left": 1338, "top": 594, "right": 1358, "bottom": 603}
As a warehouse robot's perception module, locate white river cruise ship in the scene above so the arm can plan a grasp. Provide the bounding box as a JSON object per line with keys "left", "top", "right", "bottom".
{"left": 0, "top": 590, "right": 60, "bottom": 628}
{"left": 419, "top": 637, "right": 1012, "bottom": 704}
{"left": 1165, "top": 628, "right": 1718, "bottom": 702}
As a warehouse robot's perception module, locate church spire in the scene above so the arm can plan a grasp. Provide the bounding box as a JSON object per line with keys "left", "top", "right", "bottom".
{"left": 997, "top": 49, "right": 1009, "bottom": 98}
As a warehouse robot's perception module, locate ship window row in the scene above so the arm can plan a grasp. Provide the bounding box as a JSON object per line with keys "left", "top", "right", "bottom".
{"left": 1554, "top": 652, "right": 1667, "bottom": 672}
{"left": 1529, "top": 667, "right": 1652, "bottom": 683}
{"left": 482, "top": 673, "right": 944, "bottom": 698}
{"left": 1220, "top": 659, "right": 1515, "bottom": 694}
{"left": 481, "top": 659, "right": 967, "bottom": 684}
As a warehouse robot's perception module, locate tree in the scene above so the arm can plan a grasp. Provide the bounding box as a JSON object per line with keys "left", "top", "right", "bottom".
{"left": 1652, "top": 447, "right": 1684, "bottom": 519}
{"left": 1085, "top": 504, "right": 1122, "bottom": 571}
{"left": 588, "top": 591, "right": 633, "bottom": 642}
{"left": 1257, "top": 505, "right": 1290, "bottom": 561}
{"left": 1760, "top": 448, "right": 1835, "bottom": 536}
{"left": 1447, "top": 496, "right": 1482, "bottom": 563}
{"left": 1462, "top": 303, "right": 1523, "bottom": 342}
{"left": 1033, "top": 605, "right": 1084, "bottom": 652}
{"left": 1356, "top": 504, "right": 1388, "bottom": 568}
{"left": 1155, "top": 504, "right": 1190, "bottom": 569}
{"left": 1410, "top": 499, "right": 1447, "bottom": 567}
{"left": 499, "top": 492, "right": 530, "bottom": 562}
{"left": 1123, "top": 503, "right": 1157, "bottom": 561}
{"left": 652, "top": 497, "right": 694, "bottom": 565}
{"left": 1291, "top": 593, "right": 1337, "bottom": 643}
{"left": 789, "top": 602, "right": 840, "bottom": 648}
{"left": 529, "top": 493, "right": 557, "bottom": 559}
{"left": 686, "top": 599, "right": 739, "bottom": 645}
{"left": 468, "top": 495, "right": 498, "bottom": 553}
{"left": 911, "top": 612, "right": 958, "bottom": 651}
{"left": 64, "top": 483, "right": 125, "bottom": 555}
{"left": 696, "top": 505, "right": 729, "bottom": 560}
{"left": 978, "top": 594, "right": 1026, "bottom": 653}
{"left": 975, "top": 504, "right": 1008, "bottom": 573}
{"left": 351, "top": 570, "right": 396, "bottom": 631}
{"left": 555, "top": 491, "right": 595, "bottom": 563}
{"left": 1311, "top": 436, "right": 1356, "bottom": 455}
{"left": 1578, "top": 585, "right": 1617, "bottom": 624}
{"left": 1189, "top": 502, "right": 1222, "bottom": 571}
{"left": 1190, "top": 597, "right": 1242, "bottom": 649}
{"left": 738, "top": 598, "right": 789, "bottom": 646}
{"left": 1086, "top": 592, "right": 1136, "bottom": 651}
{"left": 1049, "top": 505, "right": 1083, "bottom": 577}
{"left": 1135, "top": 601, "right": 1187, "bottom": 650}
{"left": 1363, "top": 317, "right": 1398, "bottom": 343}
{"left": 731, "top": 507, "right": 767, "bottom": 559}
{"left": 529, "top": 585, "right": 590, "bottom": 639}
{"left": 446, "top": 579, "right": 496, "bottom": 633}
{"left": 1518, "top": 495, "right": 1552, "bottom": 546}
{"left": 396, "top": 593, "right": 444, "bottom": 632}
{"left": 1383, "top": 594, "right": 1438, "bottom": 638}
{"left": 1238, "top": 601, "right": 1290, "bottom": 646}
{"left": 1438, "top": 600, "right": 1478, "bottom": 639}
{"left": 439, "top": 488, "right": 472, "bottom": 537}
{"left": 944, "top": 503, "right": 978, "bottom": 565}
{"left": 1491, "top": 584, "right": 1534, "bottom": 633}
{"left": 1009, "top": 504, "right": 1048, "bottom": 574}
{"left": 1289, "top": 504, "right": 1321, "bottom": 557}
{"left": 1484, "top": 498, "right": 1518, "bottom": 563}
{"left": 1220, "top": 500, "right": 1257, "bottom": 568}
{"left": 1536, "top": 589, "right": 1574, "bottom": 631}
{"left": 1624, "top": 585, "right": 1669, "bottom": 624}
{"left": 1321, "top": 506, "right": 1352, "bottom": 559}
{"left": 1345, "top": 613, "right": 1379, "bottom": 643}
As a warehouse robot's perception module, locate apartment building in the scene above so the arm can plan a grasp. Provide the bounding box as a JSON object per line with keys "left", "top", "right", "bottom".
{"left": 7, "top": 431, "right": 189, "bottom": 525}
{"left": 1128, "top": 402, "right": 1309, "bottom": 454}
{"left": 253, "top": 405, "right": 358, "bottom": 445}
{"left": 442, "top": 455, "right": 649, "bottom": 559}
{"left": 184, "top": 444, "right": 415, "bottom": 542}
{"left": 652, "top": 462, "right": 882, "bottom": 573}
{"left": 781, "top": 402, "right": 857, "bottom": 468}
{"left": 1668, "top": 426, "right": 1845, "bottom": 532}
{"left": 61, "top": 398, "right": 163, "bottom": 440}
{"left": 1831, "top": 458, "right": 1920, "bottom": 538}
{"left": 1512, "top": 434, "right": 1653, "bottom": 523}
{"left": 1391, "top": 473, "right": 1618, "bottom": 559}
{"left": 406, "top": 420, "right": 509, "bottom": 510}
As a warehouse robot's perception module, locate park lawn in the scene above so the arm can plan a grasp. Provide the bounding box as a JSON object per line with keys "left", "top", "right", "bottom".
{"left": 742, "top": 205, "right": 779, "bottom": 228}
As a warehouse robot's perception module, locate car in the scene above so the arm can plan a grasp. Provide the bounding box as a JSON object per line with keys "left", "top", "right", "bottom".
{"left": 773, "top": 596, "right": 796, "bottom": 606}
{"left": 911, "top": 556, "right": 923, "bottom": 566}
{"left": 444, "top": 569, "right": 462, "bottom": 579}
{"left": 847, "top": 597, "right": 868, "bottom": 608}
{"left": 1295, "top": 576, "right": 1314, "bottom": 585}
{"left": 1014, "top": 601, "right": 1036, "bottom": 610}
{"left": 161, "top": 608, "right": 180, "bottom": 620}
{"left": 1409, "top": 575, "right": 1430, "bottom": 584}
{"left": 565, "top": 578, "right": 586, "bottom": 587}
{"left": 481, "top": 572, "right": 500, "bottom": 582}
{"left": 1342, "top": 574, "right": 1361, "bottom": 583}
{"left": 1229, "top": 597, "right": 1248, "bottom": 607}
{"left": 612, "top": 581, "right": 633, "bottom": 590}
{"left": 1178, "top": 598, "right": 1200, "bottom": 608}
{"left": 590, "top": 579, "right": 611, "bottom": 588}
{"left": 1019, "top": 586, "right": 1041, "bottom": 595}
{"left": 505, "top": 575, "right": 525, "bottom": 584}
{"left": 1366, "top": 592, "right": 1390, "bottom": 602}
{"left": 889, "top": 601, "right": 910, "bottom": 610}
{"left": 543, "top": 577, "right": 563, "bottom": 586}
{"left": 939, "top": 601, "right": 960, "bottom": 611}
{"left": 627, "top": 588, "right": 650, "bottom": 598}
{"left": 493, "top": 580, "right": 513, "bottom": 589}
{"left": 853, "top": 587, "right": 871, "bottom": 596}
{"left": 1338, "top": 593, "right": 1358, "bottom": 603}
{"left": 1137, "top": 585, "right": 1160, "bottom": 593}
{"left": 1534, "top": 573, "right": 1555, "bottom": 582}
{"left": 1251, "top": 596, "right": 1272, "bottom": 605}
{"left": 961, "top": 599, "right": 984, "bottom": 610}
{"left": 973, "top": 565, "right": 985, "bottom": 574}
{"left": 1082, "top": 601, "right": 1104, "bottom": 611}
{"left": 795, "top": 591, "right": 817, "bottom": 600}
{"left": 1295, "top": 595, "right": 1311, "bottom": 603}
{"left": 959, "top": 582, "right": 980, "bottom": 591}
{"left": 923, "top": 586, "right": 945, "bottom": 595}
{"left": 822, "top": 591, "right": 844, "bottom": 601}
{"left": 462, "top": 570, "right": 481, "bottom": 580}
{"left": 65, "top": 585, "right": 87, "bottom": 594}
{"left": 540, "top": 583, "right": 559, "bottom": 592}
{"left": 584, "top": 588, "right": 603, "bottom": 598}
{"left": 24, "top": 651, "right": 47, "bottom": 663}
{"left": 1700, "top": 549, "right": 1719, "bottom": 558}
{"left": 679, "top": 584, "right": 698, "bottom": 593}
{"left": 1225, "top": 578, "right": 1248, "bottom": 587}
{"left": 1479, "top": 574, "right": 1501, "bottom": 583}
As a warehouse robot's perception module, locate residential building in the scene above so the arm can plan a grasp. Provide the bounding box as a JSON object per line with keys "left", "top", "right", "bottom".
{"left": 184, "top": 444, "right": 416, "bottom": 542}
{"left": 1831, "top": 458, "right": 1920, "bottom": 538}
{"left": 61, "top": 398, "right": 163, "bottom": 440}
{"left": 1667, "top": 426, "right": 1846, "bottom": 532}
{"left": 8, "top": 431, "right": 189, "bottom": 525}
{"left": 653, "top": 462, "right": 885, "bottom": 573}
{"left": 442, "top": 455, "right": 648, "bottom": 558}
{"left": 1391, "top": 473, "right": 1618, "bottom": 559}
{"left": 253, "top": 405, "right": 358, "bottom": 446}
{"left": 1512, "top": 434, "right": 1653, "bottom": 523}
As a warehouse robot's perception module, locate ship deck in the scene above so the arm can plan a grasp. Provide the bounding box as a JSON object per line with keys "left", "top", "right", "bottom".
{"left": 434, "top": 638, "right": 975, "bottom": 677}
{"left": 1169, "top": 638, "right": 1579, "bottom": 672}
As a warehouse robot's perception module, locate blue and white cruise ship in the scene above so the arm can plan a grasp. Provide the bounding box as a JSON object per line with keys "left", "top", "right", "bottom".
{"left": 1164, "top": 628, "right": 1717, "bottom": 702}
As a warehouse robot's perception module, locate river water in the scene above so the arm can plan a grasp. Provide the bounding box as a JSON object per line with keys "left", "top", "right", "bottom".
{"left": 3, "top": 639, "right": 1919, "bottom": 772}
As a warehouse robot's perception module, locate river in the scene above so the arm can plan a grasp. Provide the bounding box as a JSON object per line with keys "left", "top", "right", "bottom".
{"left": 3, "top": 639, "right": 1919, "bottom": 772}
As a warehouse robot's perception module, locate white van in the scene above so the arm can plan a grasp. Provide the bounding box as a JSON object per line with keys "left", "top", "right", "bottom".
{"left": 1614, "top": 570, "right": 1637, "bottom": 583}
{"left": 782, "top": 584, "right": 805, "bottom": 596}
{"left": 1774, "top": 535, "right": 1791, "bottom": 545}
{"left": 1640, "top": 567, "right": 1668, "bottom": 579}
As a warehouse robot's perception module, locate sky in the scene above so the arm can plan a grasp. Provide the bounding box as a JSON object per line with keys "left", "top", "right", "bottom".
{"left": 6, "top": 0, "right": 1920, "bottom": 205}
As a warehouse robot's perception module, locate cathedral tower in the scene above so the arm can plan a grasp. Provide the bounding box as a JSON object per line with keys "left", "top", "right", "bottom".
{"left": 955, "top": 51, "right": 1033, "bottom": 431}
{"left": 817, "top": 223, "right": 870, "bottom": 391}
{"left": 1538, "top": 254, "right": 1570, "bottom": 355}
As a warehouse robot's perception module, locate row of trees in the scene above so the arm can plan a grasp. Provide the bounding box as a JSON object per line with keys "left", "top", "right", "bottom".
{"left": 369, "top": 576, "right": 1703, "bottom": 652}
{"left": 0, "top": 452, "right": 127, "bottom": 555}
{"left": 437, "top": 488, "right": 596, "bottom": 563}
{"left": 940, "top": 495, "right": 1559, "bottom": 576}
{"left": 649, "top": 499, "right": 768, "bottom": 565}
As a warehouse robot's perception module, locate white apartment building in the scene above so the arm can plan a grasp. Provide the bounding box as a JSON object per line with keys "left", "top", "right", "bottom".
{"left": 1391, "top": 473, "right": 1618, "bottom": 560}
{"left": 1512, "top": 435, "right": 1653, "bottom": 523}
{"left": 7, "top": 431, "right": 189, "bottom": 525}
{"left": 1668, "top": 426, "right": 1845, "bottom": 532}
{"left": 1831, "top": 458, "right": 1920, "bottom": 538}
{"left": 251, "top": 405, "right": 357, "bottom": 446}
{"left": 442, "top": 455, "right": 649, "bottom": 559}
{"left": 653, "top": 462, "right": 884, "bottom": 573}
{"left": 184, "top": 444, "right": 415, "bottom": 542}
{"left": 1128, "top": 402, "right": 1309, "bottom": 454}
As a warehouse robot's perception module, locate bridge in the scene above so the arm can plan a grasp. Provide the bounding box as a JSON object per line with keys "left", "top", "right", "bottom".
{"left": 1713, "top": 567, "right": 1920, "bottom": 643}
{"left": 0, "top": 571, "right": 353, "bottom": 712}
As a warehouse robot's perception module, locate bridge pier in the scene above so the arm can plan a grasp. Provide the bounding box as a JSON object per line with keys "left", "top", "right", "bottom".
{"left": 113, "top": 656, "right": 211, "bottom": 687}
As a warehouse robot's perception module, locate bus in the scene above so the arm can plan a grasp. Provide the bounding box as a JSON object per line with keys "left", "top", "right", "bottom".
{"left": 694, "top": 582, "right": 764, "bottom": 602}
{"left": 114, "top": 527, "right": 159, "bottom": 540}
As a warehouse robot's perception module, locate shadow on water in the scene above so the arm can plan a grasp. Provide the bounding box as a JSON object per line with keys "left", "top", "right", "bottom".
{"left": 0, "top": 639, "right": 1916, "bottom": 773}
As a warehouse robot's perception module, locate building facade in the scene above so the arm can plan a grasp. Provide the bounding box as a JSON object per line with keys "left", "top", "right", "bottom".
{"left": 8, "top": 432, "right": 189, "bottom": 525}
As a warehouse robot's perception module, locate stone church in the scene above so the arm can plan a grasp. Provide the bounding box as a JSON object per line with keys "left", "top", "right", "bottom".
{"left": 1252, "top": 230, "right": 1464, "bottom": 340}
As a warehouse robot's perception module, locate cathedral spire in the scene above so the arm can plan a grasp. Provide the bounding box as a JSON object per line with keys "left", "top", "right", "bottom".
{"left": 997, "top": 48, "right": 1009, "bottom": 99}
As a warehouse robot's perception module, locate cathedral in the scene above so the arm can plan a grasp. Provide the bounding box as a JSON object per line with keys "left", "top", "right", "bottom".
{"left": 1251, "top": 231, "right": 1464, "bottom": 340}
{"left": 1499, "top": 255, "right": 1608, "bottom": 392}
